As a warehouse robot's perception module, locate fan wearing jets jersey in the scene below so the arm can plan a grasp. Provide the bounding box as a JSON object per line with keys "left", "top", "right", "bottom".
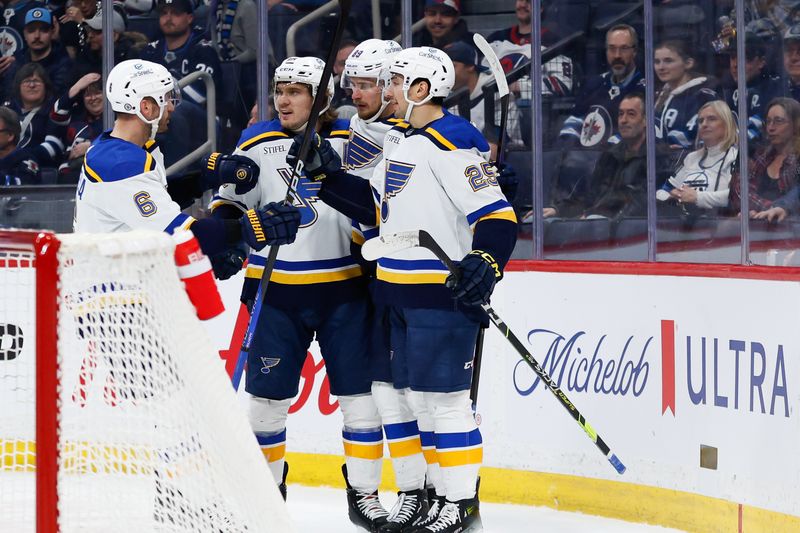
{"left": 289, "top": 46, "right": 518, "bottom": 533}
{"left": 339, "top": 38, "right": 445, "bottom": 532}
{"left": 208, "top": 56, "right": 389, "bottom": 531}
{"left": 73, "top": 59, "right": 299, "bottom": 258}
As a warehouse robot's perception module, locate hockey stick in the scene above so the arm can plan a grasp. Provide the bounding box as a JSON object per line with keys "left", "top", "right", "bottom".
{"left": 362, "top": 231, "right": 627, "bottom": 475}
{"left": 231, "top": 0, "right": 352, "bottom": 389}
{"left": 473, "top": 34, "right": 510, "bottom": 164}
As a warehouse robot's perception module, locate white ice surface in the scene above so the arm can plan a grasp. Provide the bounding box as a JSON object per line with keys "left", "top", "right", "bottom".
{"left": 285, "top": 485, "right": 686, "bottom": 533}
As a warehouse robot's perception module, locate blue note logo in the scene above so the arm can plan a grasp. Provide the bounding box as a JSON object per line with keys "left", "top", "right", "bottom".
{"left": 260, "top": 357, "right": 281, "bottom": 374}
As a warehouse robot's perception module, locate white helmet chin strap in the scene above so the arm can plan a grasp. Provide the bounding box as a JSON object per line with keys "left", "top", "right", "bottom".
{"left": 401, "top": 86, "right": 433, "bottom": 122}
{"left": 136, "top": 104, "right": 165, "bottom": 140}
{"left": 365, "top": 98, "right": 390, "bottom": 123}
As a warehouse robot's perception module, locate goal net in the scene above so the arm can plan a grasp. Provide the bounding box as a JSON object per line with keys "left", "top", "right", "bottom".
{"left": 0, "top": 230, "right": 293, "bottom": 533}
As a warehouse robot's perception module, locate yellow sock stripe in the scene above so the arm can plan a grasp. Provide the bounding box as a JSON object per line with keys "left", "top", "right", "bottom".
{"left": 261, "top": 444, "right": 286, "bottom": 463}
{"left": 343, "top": 441, "right": 384, "bottom": 460}
{"left": 387, "top": 436, "right": 422, "bottom": 458}
{"left": 422, "top": 447, "right": 438, "bottom": 465}
{"left": 437, "top": 447, "right": 483, "bottom": 468}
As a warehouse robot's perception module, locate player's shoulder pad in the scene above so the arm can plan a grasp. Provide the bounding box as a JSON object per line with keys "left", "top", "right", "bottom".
{"left": 419, "top": 111, "right": 490, "bottom": 152}
{"left": 323, "top": 118, "right": 351, "bottom": 140}
{"left": 236, "top": 119, "right": 289, "bottom": 151}
{"left": 83, "top": 136, "right": 155, "bottom": 183}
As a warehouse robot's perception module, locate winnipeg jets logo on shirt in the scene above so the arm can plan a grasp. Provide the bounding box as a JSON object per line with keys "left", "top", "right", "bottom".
{"left": 277, "top": 167, "right": 320, "bottom": 227}
{"left": 381, "top": 160, "right": 416, "bottom": 222}
{"left": 580, "top": 106, "right": 612, "bottom": 147}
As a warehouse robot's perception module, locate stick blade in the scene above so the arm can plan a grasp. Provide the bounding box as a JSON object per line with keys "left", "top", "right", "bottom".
{"left": 473, "top": 33, "right": 509, "bottom": 97}
{"left": 361, "top": 231, "right": 421, "bottom": 261}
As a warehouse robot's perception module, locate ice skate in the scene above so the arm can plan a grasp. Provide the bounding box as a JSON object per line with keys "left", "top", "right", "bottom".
{"left": 413, "top": 489, "right": 445, "bottom": 530}
{"left": 411, "top": 496, "right": 482, "bottom": 533}
{"left": 377, "top": 488, "right": 429, "bottom": 532}
{"left": 342, "top": 464, "right": 389, "bottom": 532}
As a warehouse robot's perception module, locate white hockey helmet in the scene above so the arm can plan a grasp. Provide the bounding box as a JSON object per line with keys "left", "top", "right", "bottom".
{"left": 341, "top": 39, "right": 402, "bottom": 122}
{"left": 389, "top": 47, "right": 454, "bottom": 121}
{"left": 106, "top": 59, "right": 180, "bottom": 139}
{"left": 273, "top": 56, "right": 335, "bottom": 115}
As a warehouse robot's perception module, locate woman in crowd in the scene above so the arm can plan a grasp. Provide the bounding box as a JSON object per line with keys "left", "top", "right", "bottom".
{"left": 1, "top": 63, "right": 64, "bottom": 170}
{"left": 657, "top": 100, "right": 738, "bottom": 211}
{"left": 51, "top": 73, "right": 104, "bottom": 183}
{"left": 730, "top": 97, "right": 800, "bottom": 217}
{"left": 654, "top": 40, "right": 719, "bottom": 149}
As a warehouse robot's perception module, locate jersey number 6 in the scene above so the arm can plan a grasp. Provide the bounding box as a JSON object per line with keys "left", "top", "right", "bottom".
{"left": 134, "top": 191, "right": 158, "bottom": 217}
{"left": 465, "top": 162, "right": 498, "bottom": 192}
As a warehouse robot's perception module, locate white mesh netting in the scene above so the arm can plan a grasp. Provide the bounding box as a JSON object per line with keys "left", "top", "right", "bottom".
{"left": 1, "top": 231, "right": 293, "bottom": 533}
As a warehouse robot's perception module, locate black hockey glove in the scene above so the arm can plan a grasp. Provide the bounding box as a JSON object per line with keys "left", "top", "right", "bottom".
{"left": 240, "top": 202, "right": 301, "bottom": 250}
{"left": 495, "top": 162, "right": 518, "bottom": 204}
{"left": 445, "top": 250, "right": 502, "bottom": 306}
{"left": 286, "top": 133, "right": 342, "bottom": 181}
{"left": 202, "top": 152, "right": 260, "bottom": 194}
{"left": 210, "top": 243, "right": 248, "bottom": 281}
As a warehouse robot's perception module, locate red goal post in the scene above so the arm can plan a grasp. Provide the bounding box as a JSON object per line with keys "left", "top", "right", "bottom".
{"left": 0, "top": 229, "right": 292, "bottom": 533}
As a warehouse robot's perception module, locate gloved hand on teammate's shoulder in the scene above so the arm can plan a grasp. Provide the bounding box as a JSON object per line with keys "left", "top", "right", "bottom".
{"left": 201, "top": 152, "right": 260, "bottom": 194}
{"left": 286, "top": 133, "right": 342, "bottom": 181}
{"left": 209, "top": 242, "right": 249, "bottom": 281}
{"left": 445, "top": 250, "right": 503, "bottom": 306}
{"left": 495, "top": 162, "right": 518, "bottom": 204}
{"left": 240, "top": 201, "right": 301, "bottom": 250}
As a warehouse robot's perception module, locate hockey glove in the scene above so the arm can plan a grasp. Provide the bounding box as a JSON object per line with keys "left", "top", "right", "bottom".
{"left": 209, "top": 243, "right": 248, "bottom": 281}
{"left": 285, "top": 133, "right": 342, "bottom": 181}
{"left": 202, "top": 152, "right": 260, "bottom": 194}
{"left": 495, "top": 162, "right": 518, "bottom": 204}
{"left": 445, "top": 250, "right": 502, "bottom": 306}
{"left": 240, "top": 202, "right": 301, "bottom": 250}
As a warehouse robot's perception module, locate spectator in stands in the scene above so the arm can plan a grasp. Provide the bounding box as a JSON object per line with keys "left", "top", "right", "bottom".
{"left": 50, "top": 72, "right": 103, "bottom": 183}
{"left": 545, "top": 93, "right": 661, "bottom": 219}
{"left": 720, "top": 33, "right": 782, "bottom": 146}
{"left": 782, "top": 24, "right": 800, "bottom": 100}
{"left": 559, "top": 24, "right": 645, "bottom": 148}
{"left": 417, "top": 0, "right": 474, "bottom": 50}
{"left": 654, "top": 40, "right": 719, "bottom": 149}
{"left": 2, "top": 8, "right": 73, "bottom": 104}
{"left": 332, "top": 39, "right": 357, "bottom": 111}
{"left": 72, "top": 8, "right": 144, "bottom": 79}
{"left": 59, "top": 0, "right": 98, "bottom": 58}
{"left": 212, "top": 0, "right": 259, "bottom": 125}
{"left": 140, "top": 0, "right": 222, "bottom": 109}
{"left": 0, "top": 0, "right": 47, "bottom": 60}
{"left": 0, "top": 106, "right": 40, "bottom": 184}
{"left": 445, "top": 41, "right": 522, "bottom": 147}
{"left": 733, "top": 98, "right": 800, "bottom": 217}
{"left": 657, "top": 100, "right": 738, "bottom": 212}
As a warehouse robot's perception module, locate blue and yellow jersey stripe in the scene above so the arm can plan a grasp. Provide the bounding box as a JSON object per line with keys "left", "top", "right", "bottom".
{"left": 384, "top": 421, "right": 423, "bottom": 459}
{"left": 467, "top": 199, "right": 517, "bottom": 226}
{"left": 246, "top": 255, "right": 363, "bottom": 285}
{"left": 238, "top": 130, "right": 290, "bottom": 151}
{"left": 256, "top": 430, "right": 286, "bottom": 463}
{"left": 435, "top": 429, "right": 483, "bottom": 467}
{"left": 423, "top": 127, "right": 457, "bottom": 151}
{"left": 376, "top": 258, "right": 449, "bottom": 285}
{"left": 164, "top": 213, "right": 196, "bottom": 234}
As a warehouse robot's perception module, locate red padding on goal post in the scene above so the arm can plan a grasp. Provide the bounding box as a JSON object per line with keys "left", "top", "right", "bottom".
{"left": 173, "top": 230, "right": 225, "bottom": 320}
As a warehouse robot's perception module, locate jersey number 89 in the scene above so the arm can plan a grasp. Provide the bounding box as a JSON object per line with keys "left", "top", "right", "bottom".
{"left": 134, "top": 191, "right": 157, "bottom": 217}
{"left": 465, "top": 162, "right": 498, "bottom": 192}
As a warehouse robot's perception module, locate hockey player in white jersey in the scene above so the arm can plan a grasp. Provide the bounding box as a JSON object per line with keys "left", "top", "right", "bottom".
{"left": 336, "top": 38, "right": 445, "bottom": 533}
{"left": 73, "top": 59, "right": 300, "bottom": 257}
{"left": 289, "top": 46, "right": 518, "bottom": 533}
{"left": 208, "top": 56, "right": 389, "bottom": 531}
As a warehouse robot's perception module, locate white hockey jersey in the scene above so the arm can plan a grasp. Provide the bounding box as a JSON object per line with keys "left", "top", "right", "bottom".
{"left": 344, "top": 115, "right": 402, "bottom": 245}
{"left": 210, "top": 118, "right": 364, "bottom": 308}
{"left": 74, "top": 133, "right": 195, "bottom": 235}
{"left": 370, "top": 111, "right": 516, "bottom": 309}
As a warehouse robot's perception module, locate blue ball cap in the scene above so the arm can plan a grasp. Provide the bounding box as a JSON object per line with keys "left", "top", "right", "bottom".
{"left": 24, "top": 7, "right": 53, "bottom": 28}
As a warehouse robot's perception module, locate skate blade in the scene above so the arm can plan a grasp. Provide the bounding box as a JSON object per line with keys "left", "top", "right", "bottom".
{"left": 352, "top": 525, "right": 371, "bottom": 533}
{"left": 463, "top": 516, "right": 484, "bottom": 532}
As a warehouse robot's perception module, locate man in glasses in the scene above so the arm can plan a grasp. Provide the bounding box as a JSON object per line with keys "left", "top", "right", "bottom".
{"left": 560, "top": 23, "right": 645, "bottom": 148}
